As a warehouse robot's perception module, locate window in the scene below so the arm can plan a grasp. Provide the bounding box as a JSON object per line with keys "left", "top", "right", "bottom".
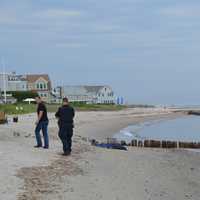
{"left": 40, "top": 83, "right": 43, "bottom": 89}
{"left": 37, "top": 84, "right": 40, "bottom": 89}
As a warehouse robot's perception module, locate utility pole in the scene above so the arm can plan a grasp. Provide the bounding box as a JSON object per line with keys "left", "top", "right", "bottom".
{"left": 1, "top": 58, "right": 7, "bottom": 104}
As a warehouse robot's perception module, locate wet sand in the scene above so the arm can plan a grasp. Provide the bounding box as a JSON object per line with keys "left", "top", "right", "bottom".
{"left": 1, "top": 108, "right": 200, "bottom": 200}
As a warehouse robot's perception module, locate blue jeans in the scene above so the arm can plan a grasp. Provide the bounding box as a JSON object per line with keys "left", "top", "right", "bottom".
{"left": 35, "top": 121, "right": 49, "bottom": 148}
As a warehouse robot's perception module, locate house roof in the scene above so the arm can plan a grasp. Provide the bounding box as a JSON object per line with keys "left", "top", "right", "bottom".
{"left": 62, "top": 86, "right": 88, "bottom": 95}
{"left": 62, "top": 85, "right": 110, "bottom": 95}
{"left": 84, "top": 86, "right": 104, "bottom": 94}
{"left": 8, "top": 75, "right": 27, "bottom": 81}
{"left": 26, "top": 74, "right": 52, "bottom": 90}
{"left": 26, "top": 74, "right": 50, "bottom": 83}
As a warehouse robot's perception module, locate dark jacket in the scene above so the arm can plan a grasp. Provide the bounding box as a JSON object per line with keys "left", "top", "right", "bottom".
{"left": 55, "top": 105, "right": 75, "bottom": 127}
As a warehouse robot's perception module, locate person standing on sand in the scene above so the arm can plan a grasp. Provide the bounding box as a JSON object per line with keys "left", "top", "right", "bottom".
{"left": 34, "top": 96, "right": 49, "bottom": 149}
{"left": 55, "top": 97, "right": 75, "bottom": 156}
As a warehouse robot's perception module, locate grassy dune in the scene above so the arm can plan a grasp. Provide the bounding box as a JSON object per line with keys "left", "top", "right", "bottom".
{"left": 0, "top": 103, "right": 126, "bottom": 115}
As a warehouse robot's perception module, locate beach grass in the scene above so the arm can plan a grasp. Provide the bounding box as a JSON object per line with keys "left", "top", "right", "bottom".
{"left": 0, "top": 103, "right": 126, "bottom": 115}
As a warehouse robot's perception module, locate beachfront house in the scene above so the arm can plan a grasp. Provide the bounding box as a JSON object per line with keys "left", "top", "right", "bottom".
{"left": 26, "top": 74, "right": 52, "bottom": 103}
{"left": 7, "top": 72, "right": 28, "bottom": 91}
{"left": 0, "top": 72, "right": 27, "bottom": 92}
{"left": 0, "top": 72, "right": 19, "bottom": 104}
{"left": 61, "top": 85, "right": 115, "bottom": 104}
{"left": 0, "top": 72, "right": 54, "bottom": 103}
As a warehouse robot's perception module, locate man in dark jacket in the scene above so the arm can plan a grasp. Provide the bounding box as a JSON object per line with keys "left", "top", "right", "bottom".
{"left": 55, "top": 98, "right": 75, "bottom": 156}
{"left": 35, "top": 96, "right": 49, "bottom": 149}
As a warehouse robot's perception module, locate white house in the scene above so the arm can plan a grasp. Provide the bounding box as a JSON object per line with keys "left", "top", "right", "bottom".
{"left": 0, "top": 72, "right": 27, "bottom": 92}
{"left": 61, "top": 85, "right": 115, "bottom": 104}
{"left": 8, "top": 73, "right": 27, "bottom": 91}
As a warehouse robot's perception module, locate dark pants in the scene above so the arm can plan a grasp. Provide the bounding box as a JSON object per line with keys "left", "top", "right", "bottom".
{"left": 35, "top": 121, "right": 49, "bottom": 148}
{"left": 58, "top": 125, "right": 73, "bottom": 153}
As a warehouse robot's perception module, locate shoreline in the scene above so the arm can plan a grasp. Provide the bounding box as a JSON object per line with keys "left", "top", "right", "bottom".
{"left": 75, "top": 108, "right": 184, "bottom": 142}
{"left": 1, "top": 108, "right": 199, "bottom": 200}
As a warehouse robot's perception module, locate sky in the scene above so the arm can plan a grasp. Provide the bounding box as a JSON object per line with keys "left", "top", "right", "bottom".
{"left": 0, "top": 0, "right": 200, "bottom": 105}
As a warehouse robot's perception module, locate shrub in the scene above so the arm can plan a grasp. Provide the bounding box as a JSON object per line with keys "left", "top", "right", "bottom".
{"left": 6, "top": 91, "right": 38, "bottom": 102}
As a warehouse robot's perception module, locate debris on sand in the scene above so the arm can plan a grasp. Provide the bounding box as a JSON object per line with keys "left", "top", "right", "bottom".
{"left": 16, "top": 142, "right": 90, "bottom": 200}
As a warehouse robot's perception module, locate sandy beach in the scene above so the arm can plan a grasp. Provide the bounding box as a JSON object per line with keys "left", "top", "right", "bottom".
{"left": 0, "top": 108, "right": 200, "bottom": 200}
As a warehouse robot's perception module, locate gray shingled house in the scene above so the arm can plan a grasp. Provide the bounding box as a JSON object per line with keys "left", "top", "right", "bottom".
{"left": 61, "top": 85, "right": 115, "bottom": 104}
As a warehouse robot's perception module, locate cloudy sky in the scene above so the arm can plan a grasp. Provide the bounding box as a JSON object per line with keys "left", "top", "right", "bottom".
{"left": 0, "top": 0, "right": 200, "bottom": 105}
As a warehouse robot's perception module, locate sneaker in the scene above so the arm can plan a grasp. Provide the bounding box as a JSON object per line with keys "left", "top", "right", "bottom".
{"left": 43, "top": 146, "right": 49, "bottom": 149}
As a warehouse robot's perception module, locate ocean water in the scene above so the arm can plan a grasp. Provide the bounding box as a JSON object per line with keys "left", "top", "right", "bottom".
{"left": 113, "top": 116, "right": 200, "bottom": 143}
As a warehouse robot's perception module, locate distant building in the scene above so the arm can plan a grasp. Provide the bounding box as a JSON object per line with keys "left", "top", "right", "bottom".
{"left": 61, "top": 85, "right": 115, "bottom": 104}
{"left": 0, "top": 73, "right": 18, "bottom": 104}
{"left": 0, "top": 72, "right": 53, "bottom": 103}
{"left": 0, "top": 72, "right": 27, "bottom": 92}
{"left": 0, "top": 93, "right": 17, "bottom": 104}
{"left": 26, "top": 74, "right": 52, "bottom": 103}
{"left": 0, "top": 73, "right": 8, "bottom": 93}
{"left": 51, "top": 86, "right": 62, "bottom": 104}
{"left": 8, "top": 72, "right": 28, "bottom": 91}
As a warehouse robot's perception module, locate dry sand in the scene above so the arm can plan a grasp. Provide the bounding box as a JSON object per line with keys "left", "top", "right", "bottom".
{"left": 0, "top": 108, "right": 200, "bottom": 200}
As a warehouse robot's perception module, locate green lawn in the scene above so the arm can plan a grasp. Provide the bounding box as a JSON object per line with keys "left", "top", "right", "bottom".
{"left": 0, "top": 103, "right": 126, "bottom": 115}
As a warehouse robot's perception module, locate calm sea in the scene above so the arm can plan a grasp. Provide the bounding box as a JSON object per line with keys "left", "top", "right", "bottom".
{"left": 113, "top": 116, "right": 200, "bottom": 143}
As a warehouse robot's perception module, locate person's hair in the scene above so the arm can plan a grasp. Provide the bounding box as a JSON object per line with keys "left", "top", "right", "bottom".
{"left": 63, "top": 97, "right": 69, "bottom": 103}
